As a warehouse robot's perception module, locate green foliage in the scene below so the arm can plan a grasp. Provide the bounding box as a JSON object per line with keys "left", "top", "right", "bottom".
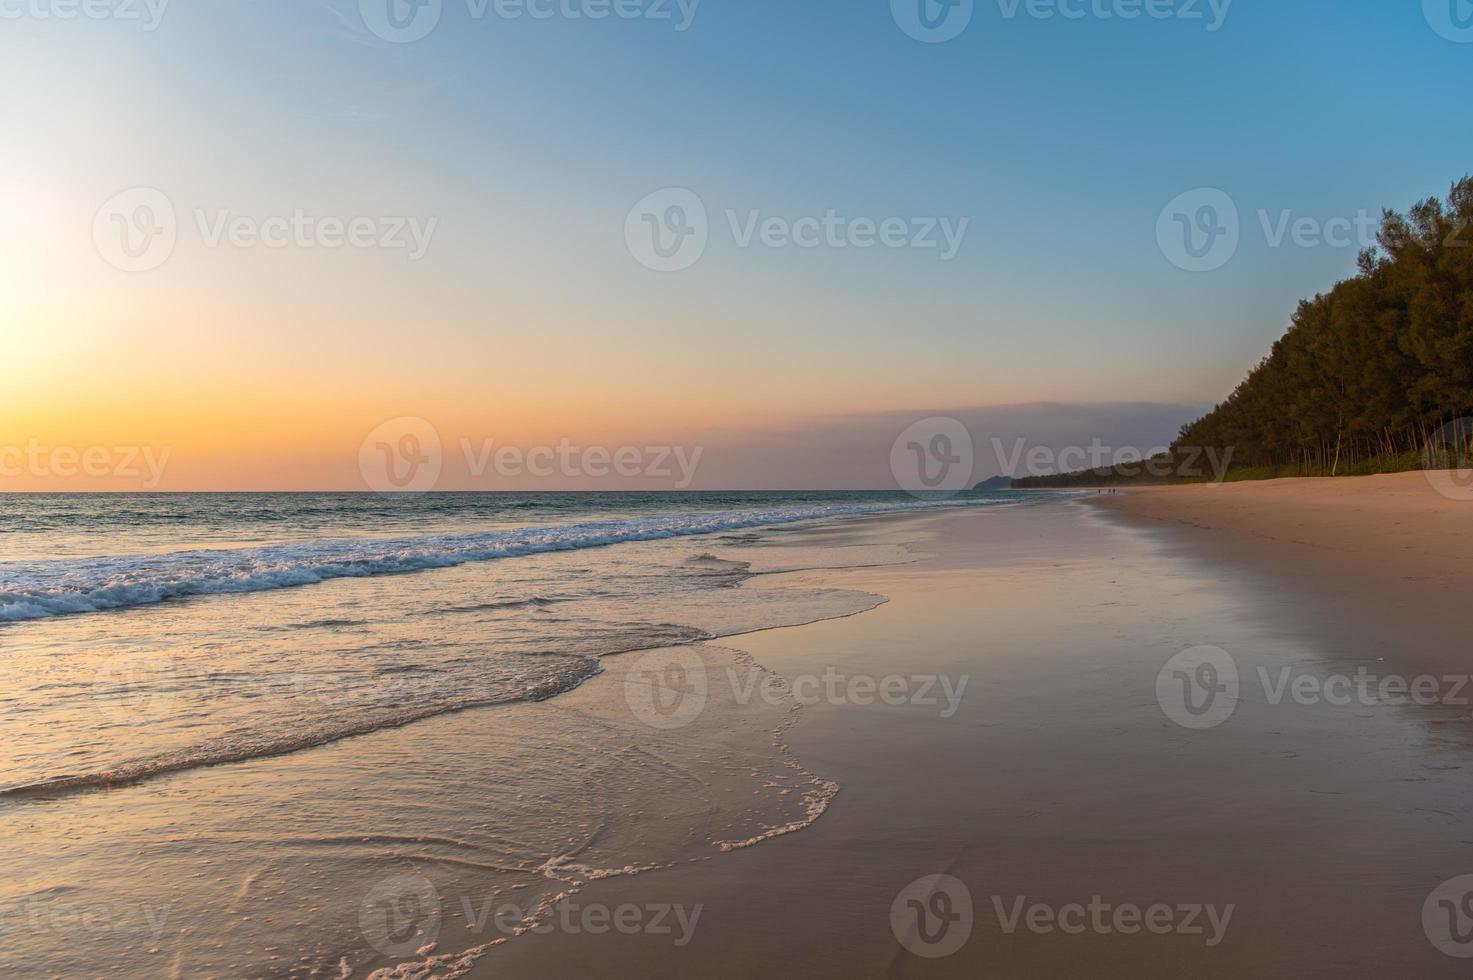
{"left": 1025, "top": 176, "right": 1473, "bottom": 489}
{"left": 1213, "top": 450, "right": 1425, "bottom": 483}
{"left": 1175, "top": 176, "right": 1473, "bottom": 477}
{"left": 1013, "top": 453, "right": 1221, "bottom": 488}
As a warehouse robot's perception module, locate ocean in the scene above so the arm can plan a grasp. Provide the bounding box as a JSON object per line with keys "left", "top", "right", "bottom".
{"left": 0, "top": 491, "right": 1035, "bottom": 794}
{"left": 0, "top": 490, "right": 1034, "bottom": 976}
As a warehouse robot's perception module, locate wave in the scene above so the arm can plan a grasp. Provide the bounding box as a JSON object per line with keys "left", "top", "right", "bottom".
{"left": 427, "top": 596, "right": 570, "bottom": 615}
{"left": 0, "top": 666, "right": 600, "bottom": 801}
{"left": 0, "top": 500, "right": 985, "bottom": 624}
{"left": 0, "top": 619, "right": 725, "bottom": 801}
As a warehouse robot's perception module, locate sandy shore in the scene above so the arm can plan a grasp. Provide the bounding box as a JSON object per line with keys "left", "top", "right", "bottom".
{"left": 1090, "top": 471, "right": 1473, "bottom": 673}
{"left": 463, "top": 494, "right": 1473, "bottom": 977}
{"left": 12, "top": 491, "right": 1469, "bottom": 976}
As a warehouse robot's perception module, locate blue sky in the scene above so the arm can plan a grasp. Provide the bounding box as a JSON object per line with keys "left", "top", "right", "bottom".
{"left": 4, "top": 0, "right": 1471, "bottom": 487}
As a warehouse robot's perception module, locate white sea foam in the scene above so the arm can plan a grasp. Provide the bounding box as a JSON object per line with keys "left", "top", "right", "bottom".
{"left": 0, "top": 501, "right": 983, "bottom": 623}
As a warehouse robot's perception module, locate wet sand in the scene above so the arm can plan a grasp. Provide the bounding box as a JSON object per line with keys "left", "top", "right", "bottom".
{"left": 11, "top": 493, "right": 1473, "bottom": 977}
{"left": 0, "top": 511, "right": 927, "bottom": 978}
{"left": 466, "top": 497, "right": 1473, "bottom": 978}
{"left": 1091, "top": 471, "right": 1472, "bottom": 672}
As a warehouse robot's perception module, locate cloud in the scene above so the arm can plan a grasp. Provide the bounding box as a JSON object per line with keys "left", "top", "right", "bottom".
{"left": 665, "top": 402, "right": 1206, "bottom": 490}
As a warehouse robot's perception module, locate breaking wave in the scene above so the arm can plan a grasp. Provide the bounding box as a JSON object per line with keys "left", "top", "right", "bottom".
{"left": 0, "top": 500, "right": 982, "bottom": 623}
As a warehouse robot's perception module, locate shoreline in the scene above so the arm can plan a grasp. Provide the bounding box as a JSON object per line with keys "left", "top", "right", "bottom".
{"left": 1086, "top": 471, "right": 1472, "bottom": 674}
{"left": 10, "top": 490, "right": 1473, "bottom": 976}
{"left": 0, "top": 506, "right": 959, "bottom": 979}
{"left": 465, "top": 494, "right": 1473, "bottom": 977}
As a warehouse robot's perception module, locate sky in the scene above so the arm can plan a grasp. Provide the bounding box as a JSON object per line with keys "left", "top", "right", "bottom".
{"left": 2, "top": 0, "right": 1471, "bottom": 490}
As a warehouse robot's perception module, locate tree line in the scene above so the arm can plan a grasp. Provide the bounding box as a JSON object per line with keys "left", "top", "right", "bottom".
{"left": 1019, "top": 175, "right": 1473, "bottom": 488}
